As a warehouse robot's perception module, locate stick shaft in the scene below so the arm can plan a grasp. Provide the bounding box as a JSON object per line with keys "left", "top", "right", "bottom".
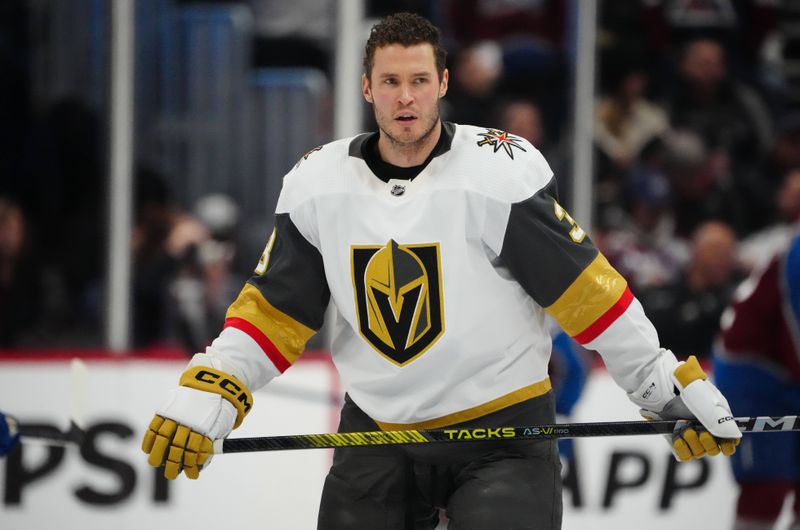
{"left": 217, "top": 415, "right": 800, "bottom": 454}
{"left": 17, "top": 358, "right": 88, "bottom": 447}
{"left": 19, "top": 421, "right": 85, "bottom": 444}
{"left": 69, "top": 358, "right": 88, "bottom": 431}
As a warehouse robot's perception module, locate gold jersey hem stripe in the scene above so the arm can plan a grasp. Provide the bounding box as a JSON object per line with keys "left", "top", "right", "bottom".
{"left": 545, "top": 253, "right": 628, "bottom": 337}
{"left": 374, "top": 377, "right": 552, "bottom": 431}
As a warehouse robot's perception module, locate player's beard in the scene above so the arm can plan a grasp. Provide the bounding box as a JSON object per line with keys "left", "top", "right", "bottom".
{"left": 373, "top": 100, "right": 441, "bottom": 157}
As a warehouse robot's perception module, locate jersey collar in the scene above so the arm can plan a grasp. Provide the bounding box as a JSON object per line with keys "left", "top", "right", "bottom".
{"left": 348, "top": 121, "right": 455, "bottom": 183}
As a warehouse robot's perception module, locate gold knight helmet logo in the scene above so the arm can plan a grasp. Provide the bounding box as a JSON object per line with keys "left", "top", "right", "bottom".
{"left": 351, "top": 240, "right": 444, "bottom": 366}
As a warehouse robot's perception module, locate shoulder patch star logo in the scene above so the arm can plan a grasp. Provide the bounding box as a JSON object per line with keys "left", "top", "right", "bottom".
{"left": 476, "top": 129, "right": 526, "bottom": 159}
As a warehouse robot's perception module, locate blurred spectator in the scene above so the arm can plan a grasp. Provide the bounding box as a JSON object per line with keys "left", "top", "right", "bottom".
{"left": 714, "top": 229, "right": 800, "bottom": 530}
{"left": 245, "top": 0, "right": 335, "bottom": 77}
{"left": 445, "top": 0, "right": 568, "bottom": 136}
{"left": 595, "top": 54, "right": 669, "bottom": 176}
{"left": 638, "top": 221, "right": 742, "bottom": 360}
{"left": 765, "top": 113, "right": 800, "bottom": 179}
{"left": 644, "top": 0, "right": 777, "bottom": 89}
{"left": 19, "top": 98, "right": 105, "bottom": 346}
{"left": 665, "top": 37, "right": 772, "bottom": 154}
{"left": 493, "top": 97, "right": 557, "bottom": 156}
{"left": 132, "top": 169, "right": 244, "bottom": 353}
{"left": 598, "top": 137, "right": 688, "bottom": 291}
{"left": 739, "top": 168, "right": 800, "bottom": 273}
{"left": 594, "top": 52, "right": 670, "bottom": 214}
{"left": 495, "top": 98, "right": 544, "bottom": 144}
{"left": 188, "top": 193, "right": 244, "bottom": 340}
{"left": 443, "top": 41, "right": 503, "bottom": 126}
{"left": 662, "top": 38, "right": 772, "bottom": 231}
{"left": 662, "top": 128, "right": 748, "bottom": 237}
{"left": 132, "top": 168, "right": 210, "bottom": 351}
{"left": 447, "top": 0, "right": 565, "bottom": 56}
{"left": 132, "top": 169, "right": 181, "bottom": 348}
{"left": 170, "top": 193, "right": 244, "bottom": 353}
{"left": 598, "top": 2, "right": 663, "bottom": 71}
{"left": 598, "top": 1, "right": 777, "bottom": 106}
{"left": 0, "top": 198, "right": 43, "bottom": 347}
{"left": 753, "top": 112, "right": 800, "bottom": 228}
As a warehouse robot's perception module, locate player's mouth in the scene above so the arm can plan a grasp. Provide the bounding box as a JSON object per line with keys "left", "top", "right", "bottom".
{"left": 395, "top": 113, "right": 417, "bottom": 124}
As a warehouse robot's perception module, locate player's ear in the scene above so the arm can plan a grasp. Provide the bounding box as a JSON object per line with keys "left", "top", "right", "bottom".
{"left": 362, "top": 74, "right": 373, "bottom": 103}
{"left": 438, "top": 68, "right": 449, "bottom": 98}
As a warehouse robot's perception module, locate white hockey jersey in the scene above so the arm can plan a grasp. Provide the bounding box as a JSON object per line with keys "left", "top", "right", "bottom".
{"left": 208, "top": 123, "right": 662, "bottom": 428}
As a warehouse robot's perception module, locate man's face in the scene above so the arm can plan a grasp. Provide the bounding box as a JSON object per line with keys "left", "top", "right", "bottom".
{"left": 362, "top": 43, "right": 448, "bottom": 151}
{"left": 682, "top": 40, "right": 725, "bottom": 92}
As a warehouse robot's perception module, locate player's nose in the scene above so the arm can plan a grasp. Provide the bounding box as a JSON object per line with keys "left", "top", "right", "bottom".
{"left": 397, "top": 85, "right": 414, "bottom": 105}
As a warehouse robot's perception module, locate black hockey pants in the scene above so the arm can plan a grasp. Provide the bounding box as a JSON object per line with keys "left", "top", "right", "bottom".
{"left": 317, "top": 392, "right": 562, "bottom": 530}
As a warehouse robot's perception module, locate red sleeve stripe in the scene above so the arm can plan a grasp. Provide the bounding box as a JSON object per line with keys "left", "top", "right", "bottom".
{"left": 224, "top": 317, "right": 291, "bottom": 373}
{"left": 572, "top": 287, "right": 634, "bottom": 345}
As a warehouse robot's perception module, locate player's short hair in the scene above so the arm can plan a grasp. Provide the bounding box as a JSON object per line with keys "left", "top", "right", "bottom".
{"left": 363, "top": 12, "right": 447, "bottom": 81}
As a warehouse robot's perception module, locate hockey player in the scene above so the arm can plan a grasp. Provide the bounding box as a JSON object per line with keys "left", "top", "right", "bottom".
{"left": 142, "top": 13, "right": 741, "bottom": 529}
{"left": 714, "top": 231, "right": 800, "bottom": 530}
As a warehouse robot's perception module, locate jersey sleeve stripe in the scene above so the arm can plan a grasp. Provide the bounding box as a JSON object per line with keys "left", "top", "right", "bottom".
{"left": 225, "top": 283, "right": 315, "bottom": 370}
{"left": 224, "top": 317, "right": 290, "bottom": 373}
{"left": 572, "top": 287, "right": 634, "bottom": 344}
{"left": 545, "top": 253, "right": 629, "bottom": 338}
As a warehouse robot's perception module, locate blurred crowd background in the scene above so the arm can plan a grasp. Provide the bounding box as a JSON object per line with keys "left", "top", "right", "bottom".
{"left": 0, "top": 0, "right": 797, "bottom": 361}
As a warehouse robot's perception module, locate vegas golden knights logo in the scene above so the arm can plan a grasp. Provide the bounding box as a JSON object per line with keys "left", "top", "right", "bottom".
{"left": 351, "top": 240, "right": 444, "bottom": 366}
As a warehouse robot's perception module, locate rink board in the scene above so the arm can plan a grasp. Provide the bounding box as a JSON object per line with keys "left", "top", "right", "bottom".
{"left": 0, "top": 353, "right": 788, "bottom": 530}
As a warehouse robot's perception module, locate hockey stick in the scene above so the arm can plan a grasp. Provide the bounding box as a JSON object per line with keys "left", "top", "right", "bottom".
{"left": 18, "top": 358, "right": 87, "bottom": 446}
{"left": 18, "top": 421, "right": 85, "bottom": 446}
{"left": 215, "top": 416, "right": 800, "bottom": 454}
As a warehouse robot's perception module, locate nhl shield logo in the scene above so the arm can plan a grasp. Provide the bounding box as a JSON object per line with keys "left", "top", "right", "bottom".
{"left": 351, "top": 240, "right": 444, "bottom": 366}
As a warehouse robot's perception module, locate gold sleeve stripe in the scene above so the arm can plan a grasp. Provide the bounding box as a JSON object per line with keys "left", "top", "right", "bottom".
{"left": 374, "top": 377, "right": 552, "bottom": 431}
{"left": 571, "top": 287, "right": 633, "bottom": 345}
{"left": 225, "top": 283, "right": 315, "bottom": 371}
{"left": 544, "top": 253, "right": 629, "bottom": 340}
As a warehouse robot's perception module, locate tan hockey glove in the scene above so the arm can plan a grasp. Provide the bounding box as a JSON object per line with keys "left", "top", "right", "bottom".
{"left": 142, "top": 355, "right": 253, "bottom": 479}
{"left": 628, "top": 350, "right": 741, "bottom": 462}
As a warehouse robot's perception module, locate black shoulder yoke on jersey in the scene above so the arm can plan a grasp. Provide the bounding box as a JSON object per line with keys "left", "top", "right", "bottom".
{"left": 499, "top": 176, "right": 599, "bottom": 309}
{"left": 349, "top": 121, "right": 455, "bottom": 183}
